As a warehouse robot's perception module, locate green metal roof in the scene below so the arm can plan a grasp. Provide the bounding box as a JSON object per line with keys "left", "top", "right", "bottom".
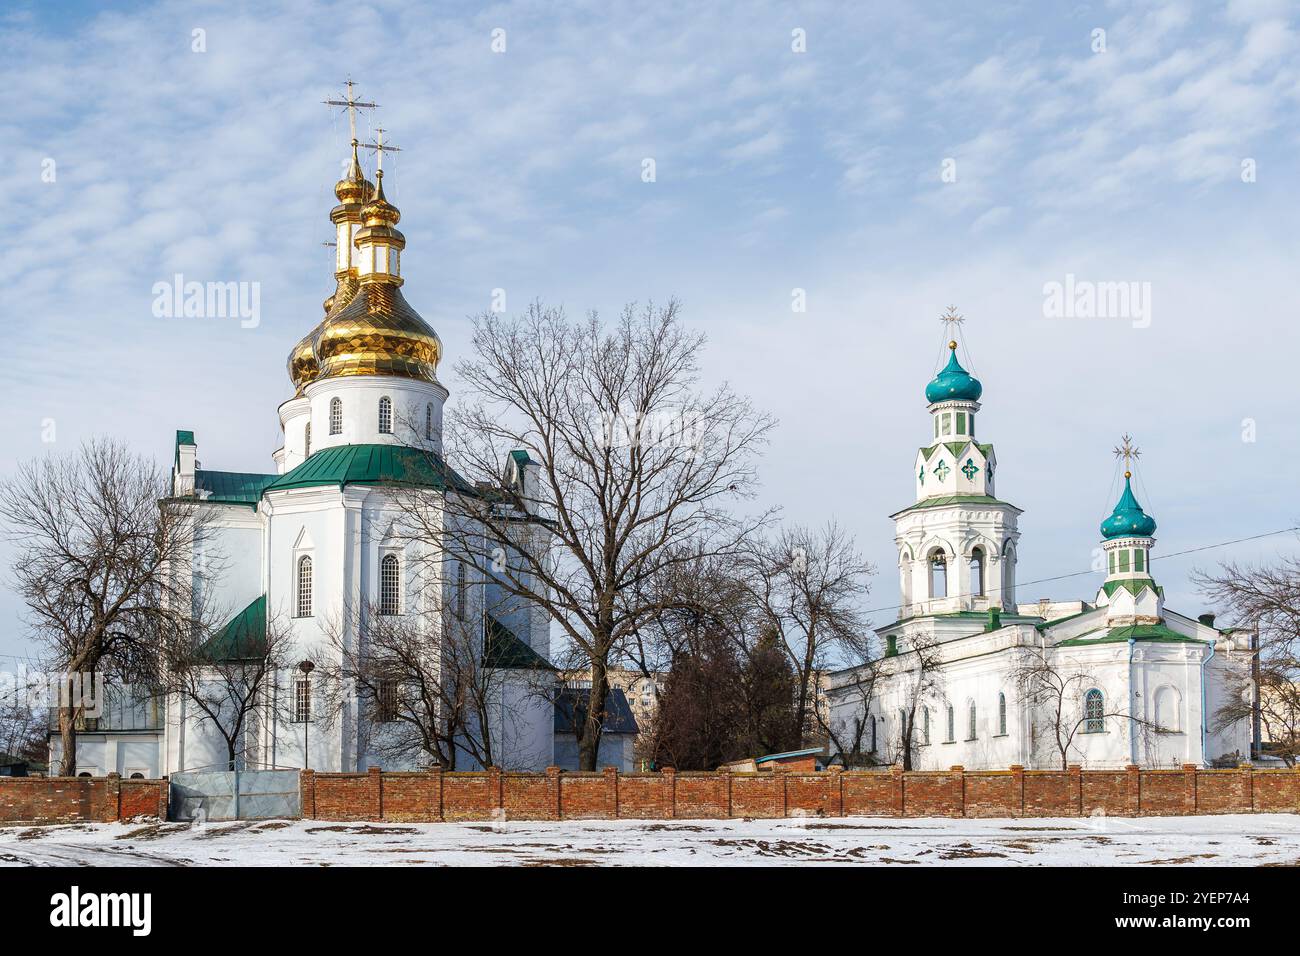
{"left": 199, "top": 595, "right": 267, "bottom": 661}
{"left": 1101, "top": 476, "right": 1157, "bottom": 539}
{"left": 920, "top": 442, "right": 994, "bottom": 462}
{"left": 195, "top": 469, "right": 278, "bottom": 508}
{"left": 1056, "top": 622, "right": 1206, "bottom": 647}
{"left": 893, "top": 494, "right": 1017, "bottom": 516}
{"left": 484, "top": 614, "right": 555, "bottom": 670}
{"left": 1102, "top": 578, "right": 1163, "bottom": 599}
{"left": 926, "top": 347, "right": 983, "bottom": 403}
{"left": 263, "top": 444, "right": 473, "bottom": 496}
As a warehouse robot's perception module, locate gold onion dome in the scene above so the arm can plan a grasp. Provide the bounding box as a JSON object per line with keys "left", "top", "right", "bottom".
{"left": 312, "top": 282, "right": 441, "bottom": 383}
{"left": 288, "top": 329, "right": 321, "bottom": 392}
{"left": 333, "top": 142, "right": 373, "bottom": 206}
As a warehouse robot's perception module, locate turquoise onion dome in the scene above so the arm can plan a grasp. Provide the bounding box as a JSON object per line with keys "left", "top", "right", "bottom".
{"left": 925, "top": 342, "right": 983, "bottom": 404}
{"left": 1100, "top": 476, "right": 1157, "bottom": 539}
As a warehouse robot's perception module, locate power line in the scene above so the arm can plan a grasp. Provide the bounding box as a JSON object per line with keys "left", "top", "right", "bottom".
{"left": 0, "top": 527, "right": 1295, "bottom": 661}
{"left": 860, "top": 524, "right": 1300, "bottom": 618}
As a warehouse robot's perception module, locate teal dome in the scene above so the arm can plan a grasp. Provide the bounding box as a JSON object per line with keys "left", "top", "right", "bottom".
{"left": 925, "top": 345, "right": 983, "bottom": 404}
{"left": 1100, "top": 477, "right": 1157, "bottom": 539}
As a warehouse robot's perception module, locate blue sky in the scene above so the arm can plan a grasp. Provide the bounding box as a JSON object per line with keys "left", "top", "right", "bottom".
{"left": 1, "top": 0, "right": 1298, "bottom": 661}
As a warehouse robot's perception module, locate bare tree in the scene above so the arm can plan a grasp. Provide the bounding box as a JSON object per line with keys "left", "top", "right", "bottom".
{"left": 319, "top": 595, "right": 552, "bottom": 771}
{"left": 745, "top": 523, "right": 874, "bottom": 749}
{"left": 0, "top": 668, "right": 48, "bottom": 766}
{"left": 402, "top": 301, "right": 775, "bottom": 770}
{"left": 161, "top": 610, "right": 293, "bottom": 771}
{"left": 0, "top": 439, "right": 203, "bottom": 775}
{"left": 1012, "top": 647, "right": 1159, "bottom": 769}
{"left": 1195, "top": 556, "right": 1300, "bottom": 765}
{"left": 881, "top": 629, "right": 945, "bottom": 770}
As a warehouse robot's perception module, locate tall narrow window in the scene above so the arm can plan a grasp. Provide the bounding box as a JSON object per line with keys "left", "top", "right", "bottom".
{"left": 296, "top": 555, "right": 313, "bottom": 618}
{"left": 970, "top": 547, "right": 985, "bottom": 597}
{"left": 379, "top": 554, "right": 400, "bottom": 615}
{"left": 376, "top": 678, "right": 398, "bottom": 722}
{"left": 304, "top": 422, "right": 311, "bottom": 457}
{"left": 929, "top": 549, "right": 948, "bottom": 599}
{"left": 998, "top": 692, "right": 1007, "bottom": 735}
{"left": 294, "top": 677, "right": 311, "bottom": 722}
{"left": 922, "top": 707, "right": 931, "bottom": 745}
{"left": 329, "top": 397, "right": 342, "bottom": 435}
{"left": 967, "top": 701, "right": 977, "bottom": 740}
{"left": 1084, "top": 689, "right": 1105, "bottom": 733}
{"left": 870, "top": 715, "right": 877, "bottom": 752}
{"left": 1135, "top": 549, "right": 1146, "bottom": 572}
{"left": 1118, "top": 550, "right": 1130, "bottom": 573}
{"left": 454, "top": 562, "right": 467, "bottom": 619}
{"left": 425, "top": 403, "right": 433, "bottom": 440}
{"left": 378, "top": 396, "right": 393, "bottom": 434}
{"left": 898, "top": 708, "right": 908, "bottom": 747}
{"left": 946, "top": 705, "right": 955, "bottom": 742}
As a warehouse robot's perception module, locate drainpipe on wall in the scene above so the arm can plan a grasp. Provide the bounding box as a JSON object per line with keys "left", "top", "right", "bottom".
{"left": 1200, "top": 638, "right": 1215, "bottom": 768}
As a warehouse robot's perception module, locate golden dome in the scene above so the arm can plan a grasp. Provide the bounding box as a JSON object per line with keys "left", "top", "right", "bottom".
{"left": 288, "top": 327, "right": 321, "bottom": 392}
{"left": 289, "top": 273, "right": 363, "bottom": 393}
{"left": 334, "top": 142, "right": 373, "bottom": 206}
{"left": 360, "top": 173, "right": 401, "bottom": 225}
{"left": 313, "top": 282, "right": 441, "bottom": 383}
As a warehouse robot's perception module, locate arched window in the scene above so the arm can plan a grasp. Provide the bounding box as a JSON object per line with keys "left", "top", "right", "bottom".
{"left": 379, "top": 554, "right": 400, "bottom": 615}
{"left": 967, "top": 700, "right": 977, "bottom": 740}
{"left": 970, "top": 547, "right": 985, "bottom": 597}
{"left": 945, "top": 704, "right": 955, "bottom": 742}
{"left": 425, "top": 403, "right": 433, "bottom": 440}
{"left": 329, "top": 397, "right": 342, "bottom": 435}
{"left": 928, "top": 548, "right": 948, "bottom": 599}
{"left": 1084, "top": 688, "right": 1105, "bottom": 733}
{"left": 129, "top": 772, "right": 145, "bottom": 779}
{"left": 378, "top": 396, "right": 393, "bottom": 434}
{"left": 998, "top": 692, "right": 1007, "bottom": 735}
{"left": 296, "top": 555, "right": 313, "bottom": 618}
{"left": 1003, "top": 542, "right": 1016, "bottom": 607}
{"left": 922, "top": 707, "right": 931, "bottom": 745}
{"left": 304, "top": 422, "right": 311, "bottom": 457}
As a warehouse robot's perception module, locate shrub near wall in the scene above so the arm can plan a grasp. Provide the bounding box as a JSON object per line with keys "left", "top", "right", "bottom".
{"left": 301, "top": 763, "right": 1300, "bottom": 823}
{"left": 0, "top": 774, "right": 168, "bottom": 823}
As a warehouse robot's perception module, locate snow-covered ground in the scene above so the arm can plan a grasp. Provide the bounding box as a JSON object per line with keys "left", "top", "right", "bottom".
{"left": 2, "top": 814, "right": 1297, "bottom": 866}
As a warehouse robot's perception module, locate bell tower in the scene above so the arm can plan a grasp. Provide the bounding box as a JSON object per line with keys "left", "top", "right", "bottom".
{"left": 893, "top": 309, "right": 1021, "bottom": 618}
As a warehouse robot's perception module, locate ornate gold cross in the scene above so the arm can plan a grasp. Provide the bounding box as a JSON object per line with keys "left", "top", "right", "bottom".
{"left": 323, "top": 78, "right": 379, "bottom": 147}
{"left": 1113, "top": 434, "right": 1140, "bottom": 478}
{"left": 360, "top": 126, "right": 402, "bottom": 176}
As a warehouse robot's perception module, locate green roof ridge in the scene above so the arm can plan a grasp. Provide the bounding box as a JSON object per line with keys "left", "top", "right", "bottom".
{"left": 263, "top": 444, "right": 473, "bottom": 497}
{"left": 1056, "top": 622, "right": 1207, "bottom": 647}
{"left": 199, "top": 595, "right": 267, "bottom": 662}
{"left": 484, "top": 614, "right": 555, "bottom": 670}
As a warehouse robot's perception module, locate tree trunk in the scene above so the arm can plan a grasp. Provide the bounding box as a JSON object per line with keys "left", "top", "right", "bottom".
{"left": 578, "top": 658, "right": 610, "bottom": 772}
{"left": 57, "top": 705, "right": 77, "bottom": 777}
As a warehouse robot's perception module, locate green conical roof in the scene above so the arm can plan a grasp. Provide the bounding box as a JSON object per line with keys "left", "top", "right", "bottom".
{"left": 1100, "top": 476, "right": 1157, "bottom": 539}
{"left": 925, "top": 344, "right": 982, "bottom": 403}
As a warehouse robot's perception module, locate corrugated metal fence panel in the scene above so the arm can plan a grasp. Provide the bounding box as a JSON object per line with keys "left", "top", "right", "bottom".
{"left": 169, "top": 770, "right": 300, "bottom": 821}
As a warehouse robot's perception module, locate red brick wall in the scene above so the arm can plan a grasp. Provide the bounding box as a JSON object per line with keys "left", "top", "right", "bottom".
{"left": 14, "top": 765, "right": 1294, "bottom": 826}
{"left": 0, "top": 774, "right": 168, "bottom": 823}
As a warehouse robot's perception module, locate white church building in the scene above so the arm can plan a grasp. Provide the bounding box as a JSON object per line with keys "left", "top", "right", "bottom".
{"left": 826, "top": 337, "right": 1253, "bottom": 770}
{"left": 53, "top": 129, "right": 640, "bottom": 778}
